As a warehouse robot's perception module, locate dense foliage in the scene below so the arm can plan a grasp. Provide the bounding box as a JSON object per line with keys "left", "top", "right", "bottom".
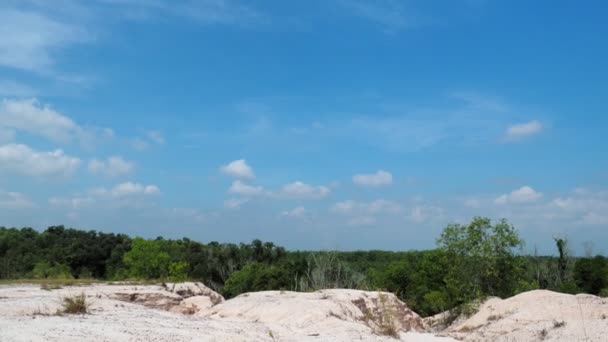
{"left": 1, "top": 218, "right": 607, "bottom": 317}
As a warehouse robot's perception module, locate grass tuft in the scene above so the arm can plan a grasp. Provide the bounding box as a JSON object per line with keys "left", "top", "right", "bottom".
{"left": 61, "top": 293, "right": 90, "bottom": 314}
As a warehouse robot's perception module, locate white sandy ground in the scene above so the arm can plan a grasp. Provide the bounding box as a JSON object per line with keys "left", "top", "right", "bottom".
{"left": 426, "top": 290, "right": 608, "bottom": 342}
{"left": 1, "top": 284, "right": 606, "bottom": 342}
{"left": 0, "top": 283, "right": 455, "bottom": 342}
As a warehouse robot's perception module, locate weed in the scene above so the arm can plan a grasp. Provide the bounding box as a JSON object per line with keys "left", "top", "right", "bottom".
{"left": 539, "top": 328, "right": 548, "bottom": 340}
{"left": 552, "top": 320, "right": 566, "bottom": 328}
{"left": 61, "top": 293, "right": 90, "bottom": 314}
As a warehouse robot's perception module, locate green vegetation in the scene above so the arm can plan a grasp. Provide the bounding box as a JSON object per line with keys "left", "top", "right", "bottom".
{"left": 2, "top": 218, "right": 607, "bottom": 317}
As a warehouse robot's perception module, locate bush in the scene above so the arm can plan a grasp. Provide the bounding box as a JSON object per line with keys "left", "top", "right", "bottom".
{"left": 168, "top": 261, "right": 189, "bottom": 282}
{"left": 31, "top": 262, "right": 73, "bottom": 279}
{"left": 61, "top": 293, "right": 90, "bottom": 314}
{"left": 599, "top": 288, "right": 608, "bottom": 298}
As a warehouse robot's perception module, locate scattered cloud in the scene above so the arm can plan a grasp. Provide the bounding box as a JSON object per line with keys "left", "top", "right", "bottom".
{"left": 88, "top": 156, "right": 134, "bottom": 178}
{"left": 505, "top": 120, "right": 543, "bottom": 141}
{"left": 91, "top": 181, "right": 160, "bottom": 197}
{"left": 224, "top": 197, "right": 250, "bottom": 209}
{"left": 0, "top": 98, "right": 79, "bottom": 143}
{"left": 409, "top": 205, "right": 443, "bottom": 223}
{"left": 495, "top": 186, "right": 543, "bottom": 204}
{"left": 331, "top": 199, "right": 401, "bottom": 215}
{"left": 228, "top": 180, "right": 265, "bottom": 196}
{"left": 353, "top": 170, "right": 393, "bottom": 187}
{"left": 0, "top": 98, "right": 113, "bottom": 147}
{"left": 49, "top": 196, "right": 95, "bottom": 209}
{"left": 0, "top": 143, "right": 81, "bottom": 177}
{"left": 0, "top": 190, "right": 35, "bottom": 209}
{"left": 281, "top": 206, "right": 307, "bottom": 219}
{"left": 280, "top": 181, "right": 330, "bottom": 199}
{"left": 221, "top": 159, "right": 255, "bottom": 179}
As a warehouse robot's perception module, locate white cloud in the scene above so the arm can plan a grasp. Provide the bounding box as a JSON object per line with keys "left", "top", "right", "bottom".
{"left": 0, "top": 98, "right": 79, "bottom": 143}
{"left": 495, "top": 186, "right": 543, "bottom": 204}
{"left": 505, "top": 120, "right": 543, "bottom": 141}
{"left": 353, "top": 170, "right": 393, "bottom": 187}
{"left": 409, "top": 205, "right": 443, "bottom": 223}
{"left": 91, "top": 182, "right": 160, "bottom": 197}
{"left": 0, "top": 8, "right": 89, "bottom": 74}
{"left": 88, "top": 156, "right": 135, "bottom": 178}
{"left": 331, "top": 200, "right": 357, "bottom": 214}
{"left": 221, "top": 159, "right": 255, "bottom": 179}
{"left": 0, "top": 190, "right": 34, "bottom": 209}
{"left": 464, "top": 198, "right": 482, "bottom": 208}
{"left": 228, "top": 180, "right": 265, "bottom": 196}
{"left": 331, "top": 199, "right": 401, "bottom": 215}
{"left": 49, "top": 196, "right": 95, "bottom": 209}
{"left": 281, "top": 206, "right": 307, "bottom": 219}
{"left": 224, "top": 198, "right": 249, "bottom": 209}
{"left": 0, "top": 143, "right": 80, "bottom": 177}
{"left": 280, "top": 181, "right": 330, "bottom": 199}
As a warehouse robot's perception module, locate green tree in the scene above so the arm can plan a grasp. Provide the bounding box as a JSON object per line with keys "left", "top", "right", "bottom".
{"left": 437, "top": 217, "right": 524, "bottom": 306}
{"left": 123, "top": 238, "right": 171, "bottom": 279}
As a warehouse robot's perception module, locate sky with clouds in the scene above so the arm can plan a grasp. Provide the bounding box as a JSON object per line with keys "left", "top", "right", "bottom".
{"left": 1, "top": 0, "right": 607, "bottom": 254}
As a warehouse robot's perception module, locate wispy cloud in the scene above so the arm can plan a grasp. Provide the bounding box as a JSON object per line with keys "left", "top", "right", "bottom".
{"left": 0, "top": 7, "right": 91, "bottom": 75}
{"left": 505, "top": 120, "right": 543, "bottom": 141}
{"left": 336, "top": 0, "right": 410, "bottom": 32}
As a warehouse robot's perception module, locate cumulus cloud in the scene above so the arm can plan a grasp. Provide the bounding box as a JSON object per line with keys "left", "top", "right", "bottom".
{"left": 88, "top": 156, "right": 134, "bottom": 178}
{"left": 91, "top": 182, "right": 160, "bottom": 197}
{"left": 495, "top": 186, "right": 543, "bottom": 204}
{"left": 224, "top": 198, "right": 249, "bottom": 209}
{"left": 0, "top": 190, "right": 35, "bottom": 209}
{"left": 221, "top": 159, "right": 255, "bottom": 179}
{"left": 280, "top": 181, "right": 330, "bottom": 199}
{"left": 505, "top": 120, "right": 543, "bottom": 141}
{"left": 0, "top": 143, "right": 80, "bottom": 177}
{"left": 0, "top": 98, "right": 79, "bottom": 143}
{"left": 0, "top": 98, "right": 113, "bottom": 147}
{"left": 228, "top": 180, "right": 265, "bottom": 196}
{"left": 352, "top": 170, "right": 393, "bottom": 187}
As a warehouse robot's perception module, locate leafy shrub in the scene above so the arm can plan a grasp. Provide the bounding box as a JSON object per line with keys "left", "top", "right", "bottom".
{"left": 168, "top": 261, "right": 189, "bottom": 282}
{"left": 32, "top": 262, "right": 73, "bottom": 279}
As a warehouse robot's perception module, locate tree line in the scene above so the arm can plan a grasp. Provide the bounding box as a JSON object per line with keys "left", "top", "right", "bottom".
{"left": 1, "top": 217, "right": 607, "bottom": 317}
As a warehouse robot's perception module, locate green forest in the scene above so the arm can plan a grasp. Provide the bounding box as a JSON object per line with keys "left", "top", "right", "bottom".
{"left": 1, "top": 217, "right": 607, "bottom": 317}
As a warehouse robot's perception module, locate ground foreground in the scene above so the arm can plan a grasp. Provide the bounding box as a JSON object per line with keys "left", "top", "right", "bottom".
{"left": 0, "top": 283, "right": 606, "bottom": 341}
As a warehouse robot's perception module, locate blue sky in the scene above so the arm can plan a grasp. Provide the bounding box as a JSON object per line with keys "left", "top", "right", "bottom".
{"left": 1, "top": 0, "right": 607, "bottom": 254}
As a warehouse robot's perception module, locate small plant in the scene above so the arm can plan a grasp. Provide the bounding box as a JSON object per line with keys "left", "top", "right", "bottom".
{"left": 376, "top": 294, "right": 399, "bottom": 338}
{"left": 553, "top": 320, "right": 566, "bottom": 328}
{"left": 61, "top": 293, "right": 90, "bottom": 314}
{"left": 268, "top": 329, "right": 277, "bottom": 341}
{"left": 539, "top": 328, "right": 548, "bottom": 340}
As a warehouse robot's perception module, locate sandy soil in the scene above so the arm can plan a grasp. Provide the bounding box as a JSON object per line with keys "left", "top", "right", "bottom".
{"left": 429, "top": 290, "right": 608, "bottom": 342}
{"left": 0, "top": 283, "right": 455, "bottom": 342}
